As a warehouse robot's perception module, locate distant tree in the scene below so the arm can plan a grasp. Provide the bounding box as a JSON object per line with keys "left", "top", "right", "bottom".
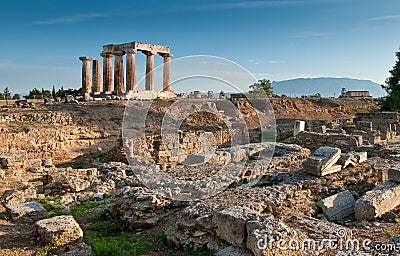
{"left": 381, "top": 49, "right": 400, "bottom": 111}
{"left": 52, "top": 85, "right": 56, "bottom": 98}
{"left": 54, "top": 87, "right": 81, "bottom": 98}
{"left": 249, "top": 79, "right": 273, "bottom": 97}
{"left": 24, "top": 88, "right": 51, "bottom": 99}
{"left": 12, "top": 94, "right": 20, "bottom": 100}
{"left": 4, "top": 87, "right": 10, "bottom": 105}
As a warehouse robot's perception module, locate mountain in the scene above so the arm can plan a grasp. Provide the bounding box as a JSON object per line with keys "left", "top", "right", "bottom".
{"left": 272, "top": 77, "right": 386, "bottom": 98}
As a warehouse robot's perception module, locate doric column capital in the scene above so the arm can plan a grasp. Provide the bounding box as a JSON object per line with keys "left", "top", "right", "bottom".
{"left": 113, "top": 51, "right": 125, "bottom": 56}
{"left": 159, "top": 53, "right": 173, "bottom": 58}
{"left": 100, "top": 52, "right": 113, "bottom": 58}
{"left": 79, "top": 56, "right": 93, "bottom": 62}
{"left": 126, "top": 49, "right": 137, "bottom": 54}
{"left": 142, "top": 50, "right": 157, "bottom": 56}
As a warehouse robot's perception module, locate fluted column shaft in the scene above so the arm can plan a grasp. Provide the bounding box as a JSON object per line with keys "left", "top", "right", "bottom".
{"left": 92, "top": 60, "right": 102, "bottom": 94}
{"left": 79, "top": 56, "right": 93, "bottom": 94}
{"left": 143, "top": 50, "right": 155, "bottom": 91}
{"left": 161, "top": 53, "right": 173, "bottom": 92}
{"left": 100, "top": 52, "right": 113, "bottom": 93}
{"left": 113, "top": 52, "right": 125, "bottom": 93}
{"left": 125, "top": 49, "right": 137, "bottom": 92}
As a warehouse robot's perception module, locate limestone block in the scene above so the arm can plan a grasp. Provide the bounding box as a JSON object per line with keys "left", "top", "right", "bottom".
{"left": 1, "top": 187, "right": 37, "bottom": 206}
{"left": 293, "top": 120, "right": 305, "bottom": 136}
{"left": 184, "top": 152, "right": 214, "bottom": 166}
{"left": 337, "top": 153, "right": 357, "bottom": 169}
{"left": 35, "top": 215, "right": 83, "bottom": 246}
{"left": 92, "top": 192, "right": 104, "bottom": 201}
{"left": 355, "top": 181, "right": 400, "bottom": 220}
{"left": 316, "top": 190, "right": 355, "bottom": 220}
{"left": 26, "top": 158, "right": 43, "bottom": 168}
{"left": 388, "top": 167, "right": 400, "bottom": 182}
{"left": 303, "top": 146, "right": 341, "bottom": 176}
{"left": 353, "top": 151, "right": 367, "bottom": 163}
{"left": 213, "top": 207, "right": 259, "bottom": 248}
{"left": 6, "top": 202, "right": 47, "bottom": 222}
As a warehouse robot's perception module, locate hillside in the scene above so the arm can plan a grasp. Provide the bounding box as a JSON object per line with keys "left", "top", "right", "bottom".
{"left": 272, "top": 77, "right": 386, "bottom": 98}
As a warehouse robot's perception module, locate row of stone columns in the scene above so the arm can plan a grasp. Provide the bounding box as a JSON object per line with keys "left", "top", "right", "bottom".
{"left": 80, "top": 50, "right": 172, "bottom": 95}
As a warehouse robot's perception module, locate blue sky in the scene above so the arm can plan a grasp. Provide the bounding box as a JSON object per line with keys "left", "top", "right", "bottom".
{"left": 1, "top": 0, "right": 400, "bottom": 94}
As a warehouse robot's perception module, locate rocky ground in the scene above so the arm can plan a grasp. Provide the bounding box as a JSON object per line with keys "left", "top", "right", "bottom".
{"left": 0, "top": 98, "right": 397, "bottom": 256}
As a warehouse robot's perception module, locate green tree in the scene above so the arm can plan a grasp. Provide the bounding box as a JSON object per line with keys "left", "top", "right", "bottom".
{"left": 52, "top": 85, "right": 56, "bottom": 98}
{"left": 249, "top": 79, "right": 273, "bottom": 97}
{"left": 24, "top": 88, "right": 51, "bottom": 99}
{"left": 54, "top": 87, "right": 81, "bottom": 98}
{"left": 382, "top": 50, "right": 400, "bottom": 111}
{"left": 12, "top": 94, "right": 20, "bottom": 100}
{"left": 4, "top": 87, "right": 10, "bottom": 105}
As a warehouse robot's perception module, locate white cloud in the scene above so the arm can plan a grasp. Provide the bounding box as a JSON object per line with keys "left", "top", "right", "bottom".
{"left": 33, "top": 13, "right": 108, "bottom": 25}
{"left": 268, "top": 60, "right": 285, "bottom": 64}
{"left": 291, "top": 31, "right": 329, "bottom": 38}
{"left": 369, "top": 15, "right": 400, "bottom": 21}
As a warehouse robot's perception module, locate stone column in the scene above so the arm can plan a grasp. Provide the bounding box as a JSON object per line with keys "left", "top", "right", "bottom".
{"left": 113, "top": 51, "right": 125, "bottom": 93}
{"left": 143, "top": 50, "right": 156, "bottom": 91}
{"left": 92, "top": 60, "right": 102, "bottom": 94}
{"left": 160, "top": 53, "right": 173, "bottom": 92}
{"left": 79, "top": 56, "right": 93, "bottom": 95}
{"left": 125, "top": 49, "right": 137, "bottom": 92}
{"left": 100, "top": 52, "right": 113, "bottom": 94}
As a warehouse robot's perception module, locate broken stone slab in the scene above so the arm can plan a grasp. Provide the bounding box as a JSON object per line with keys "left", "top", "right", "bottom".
{"left": 91, "top": 192, "right": 104, "bottom": 201}
{"left": 316, "top": 190, "right": 355, "bottom": 221}
{"left": 303, "top": 146, "right": 341, "bottom": 176}
{"left": 35, "top": 215, "right": 83, "bottom": 246}
{"left": 388, "top": 167, "right": 400, "bottom": 182}
{"left": 337, "top": 153, "right": 357, "bottom": 169}
{"left": 355, "top": 181, "right": 400, "bottom": 220}
{"left": 352, "top": 151, "right": 367, "bottom": 163}
{"left": 213, "top": 207, "right": 259, "bottom": 248}
{"left": 320, "top": 164, "right": 342, "bottom": 176}
{"left": 6, "top": 201, "right": 47, "bottom": 222}
{"left": 184, "top": 152, "right": 214, "bottom": 166}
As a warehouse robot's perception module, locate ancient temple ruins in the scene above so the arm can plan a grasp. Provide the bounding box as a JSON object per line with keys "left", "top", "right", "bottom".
{"left": 79, "top": 41, "right": 174, "bottom": 98}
